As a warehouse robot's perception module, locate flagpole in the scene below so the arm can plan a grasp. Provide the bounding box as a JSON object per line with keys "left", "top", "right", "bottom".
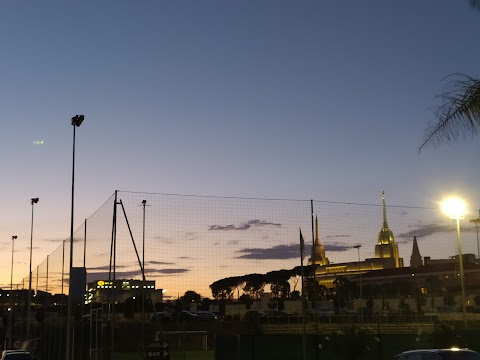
{"left": 300, "top": 229, "right": 306, "bottom": 360}
{"left": 311, "top": 200, "right": 319, "bottom": 360}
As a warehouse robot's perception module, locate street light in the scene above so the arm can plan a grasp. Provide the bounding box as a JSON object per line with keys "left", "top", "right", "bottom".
{"left": 141, "top": 199, "right": 147, "bottom": 344}
{"left": 66, "top": 115, "right": 85, "bottom": 360}
{"left": 442, "top": 197, "right": 467, "bottom": 327}
{"left": 27, "top": 198, "right": 39, "bottom": 338}
{"left": 9, "top": 235, "right": 17, "bottom": 347}
{"left": 470, "top": 210, "right": 480, "bottom": 267}
{"left": 354, "top": 244, "right": 363, "bottom": 323}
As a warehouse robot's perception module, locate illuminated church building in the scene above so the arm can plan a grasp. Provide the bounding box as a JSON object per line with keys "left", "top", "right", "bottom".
{"left": 308, "top": 191, "right": 404, "bottom": 288}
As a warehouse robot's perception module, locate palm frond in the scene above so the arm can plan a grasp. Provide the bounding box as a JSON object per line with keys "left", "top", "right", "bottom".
{"left": 470, "top": 0, "right": 480, "bottom": 11}
{"left": 420, "top": 74, "right": 480, "bottom": 151}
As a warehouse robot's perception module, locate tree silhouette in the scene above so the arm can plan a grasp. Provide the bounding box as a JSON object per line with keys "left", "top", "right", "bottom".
{"left": 181, "top": 290, "right": 201, "bottom": 304}
{"left": 420, "top": 1, "right": 480, "bottom": 150}
{"left": 243, "top": 274, "right": 266, "bottom": 299}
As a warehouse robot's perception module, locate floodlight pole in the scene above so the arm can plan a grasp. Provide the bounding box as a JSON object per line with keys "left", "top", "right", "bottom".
{"left": 66, "top": 115, "right": 84, "bottom": 360}
{"left": 470, "top": 210, "right": 480, "bottom": 268}
{"left": 354, "top": 244, "right": 363, "bottom": 324}
{"left": 27, "top": 198, "right": 38, "bottom": 339}
{"left": 9, "top": 235, "right": 17, "bottom": 347}
{"left": 455, "top": 218, "right": 467, "bottom": 328}
{"left": 142, "top": 200, "right": 147, "bottom": 346}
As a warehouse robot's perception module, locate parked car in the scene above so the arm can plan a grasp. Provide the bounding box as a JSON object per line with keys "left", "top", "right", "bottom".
{"left": 170, "top": 310, "right": 199, "bottom": 321}
{"left": 1, "top": 351, "right": 34, "bottom": 360}
{"left": 196, "top": 310, "right": 219, "bottom": 320}
{"left": 394, "top": 348, "right": 480, "bottom": 360}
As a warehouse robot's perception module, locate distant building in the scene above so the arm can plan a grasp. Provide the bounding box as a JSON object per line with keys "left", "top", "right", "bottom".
{"left": 410, "top": 236, "right": 423, "bottom": 268}
{"left": 0, "top": 289, "right": 30, "bottom": 305}
{"left": 309, "top": 191, "right": 404, "bottom": 287}
{"left": 374, "top": 191, "right": 403, "bottom": 268}
{"left": 424, "top": 254, "right": 477, "bottom": 266}
{"left": 86, "top": 279, "right": 163, "bottom": 304}
{"left": 349, "top": 238, "right": 480, "bottom": 306}
{"left": 359, "top": 260, "right": 480, "bottom": 296}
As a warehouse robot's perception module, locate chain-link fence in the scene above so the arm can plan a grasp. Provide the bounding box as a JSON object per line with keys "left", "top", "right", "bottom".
{"left": 6, "top": 190, "right": 480, "bottom": 359}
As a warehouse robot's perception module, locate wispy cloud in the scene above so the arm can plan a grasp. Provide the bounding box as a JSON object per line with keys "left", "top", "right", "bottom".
{"left": 154, "top": 235, "right": 174, "bottom": 244}
{"left": 235, "top": 244, "right": 298, "bottom": 260}
{"left": 86, "top": 267, "right": 188, "bottom": 282}
{"left": 397, "top": 223, "right": 454, "bottom": 239}
{"left": 87, "top": 269, "right": 153, "bottom": 282}
{"left": 324, "top": 243, "right": 355, "bottom": 252}
{"left": 325, "top": 234, "right": 351, "bottom": 239}
{"left": 209, "top": 219, "right": 281, "bottom": 231}
{"left": 42, "top": 238, "right": 68, "bottom": 243}
{"left": 88, "top": 264, "right": 129, "bottom": 271}
{"left": 23, "top": 246, "right": 41, "bottom": 251}
{"left": 156, "top": 269, "right": 189, "bottom": 274}
{"left": 148, "top": 260, "right": 174, "bottom": 265}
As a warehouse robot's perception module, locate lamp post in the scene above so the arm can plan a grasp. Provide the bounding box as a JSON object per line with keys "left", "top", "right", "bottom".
{"left": 27, "top": 198, "right": 39, "bottom": 339}
{"left": 470, "top": 210, "right": 480, "bottom": 268}
{"left": 9, "top": 235, "right": 17, "bottom": 347}
{"left": 442, "top": 197, "right": 467, "bottom": 328}
{"left": 141, "top": 199, "right": 147, "bottom": 345}
{"left": 354, "top": 244, "right": 363, "bottom": 323}
{"left": 66, "top": 114, "right": 84, "bottom": 360}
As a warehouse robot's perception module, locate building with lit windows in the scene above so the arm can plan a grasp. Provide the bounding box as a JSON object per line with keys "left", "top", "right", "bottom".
{"left": 86, "top": 279, "right": 162, "bottom": 304}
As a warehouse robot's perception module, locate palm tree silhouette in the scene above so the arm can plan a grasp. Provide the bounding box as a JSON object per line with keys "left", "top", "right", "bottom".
{"left": 420, "top": 0, "right": 480, "bottom": 151}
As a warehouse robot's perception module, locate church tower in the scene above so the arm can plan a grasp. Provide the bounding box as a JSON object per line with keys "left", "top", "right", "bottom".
{"left": 374, "top": 191, "right": 402, "bottom": 268}
{"left": 308, "top": 215, "right": 329, "bottom": 266}
{"left": 410, "top": 236, "right": 422, "bottom": 268}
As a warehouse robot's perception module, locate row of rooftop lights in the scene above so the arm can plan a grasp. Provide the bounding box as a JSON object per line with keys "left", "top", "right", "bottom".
{"left": 96, "top": 285, "right": 154, "bottom": 289}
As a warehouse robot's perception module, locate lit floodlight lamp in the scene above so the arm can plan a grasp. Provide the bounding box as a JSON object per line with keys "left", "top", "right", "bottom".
{"left": 442, "top": 197, "right": 466, "bottom": 220}
{"left": 71, "top": 115, "right": 85, "bottom": 127}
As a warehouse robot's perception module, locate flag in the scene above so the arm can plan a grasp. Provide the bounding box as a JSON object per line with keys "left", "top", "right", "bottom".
{"left": 299, "top": 228, "right": 305, "bottom": 258}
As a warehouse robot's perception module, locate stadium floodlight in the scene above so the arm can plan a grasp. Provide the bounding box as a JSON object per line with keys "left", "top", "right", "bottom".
{"left": 71, "top": 115, "right": 84, "bottom": 127}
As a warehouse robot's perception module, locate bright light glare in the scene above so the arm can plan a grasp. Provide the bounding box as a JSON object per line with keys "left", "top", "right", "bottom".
{"left": 450, "top": 347, "right": 460, "bottom": 351}
{"left": 441, "top": 197, "right": 467, "bottom": 220}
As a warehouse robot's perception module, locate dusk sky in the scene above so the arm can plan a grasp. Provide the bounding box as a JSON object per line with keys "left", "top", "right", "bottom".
{"left": 1, "top": 1, "right": 480, "bottom": 294}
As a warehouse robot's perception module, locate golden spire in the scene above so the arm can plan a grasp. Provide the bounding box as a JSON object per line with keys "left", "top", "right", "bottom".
{"left": 382, "top": 190, "right": 388, "bottom": 229}
{"left": 315, "top": 215, "right": 319, "bottom": 244}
